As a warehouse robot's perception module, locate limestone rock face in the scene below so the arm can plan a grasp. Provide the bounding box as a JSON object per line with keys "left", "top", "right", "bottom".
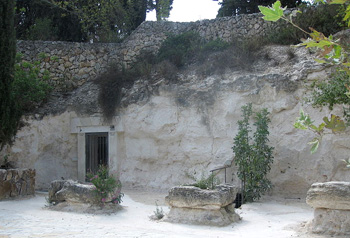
{"left": 165, "top": 184, "right": 240, "bottom": 226}
{"left": 166, "top": 184, "right": 238, "bottom": 210}
{"left": 306, "top": 181, "right": 350, "bottom": 210}
{"left": 3, "top": 43, "right": 350, "bottom": 199}
{"left": 49, "top": 180, "right": 98, "bottom": 204}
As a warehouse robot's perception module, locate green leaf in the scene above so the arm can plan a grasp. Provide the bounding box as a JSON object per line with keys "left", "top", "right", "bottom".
{"left": 344, "top": 5, "right": 350, "bottom": 27}
{"left": 308, "top": 138, "right": 320, "bottom": 154}
{"left": 333, "top": 45, "right": 342, "bottom": 59}
{"left": 258, "top": 1, "right": 285, "bottom": 22}
{"left": 329, "top": 0, "right": 348, "bottom": 4}
{"left": 317, "top": 123, "right": 325, "bottom": 132}
{"left": 323, "top": 114, "right": 347, "bottom": 133}
{"left": 302, "top": 40, "right": 333, "bottom": 49}
{"left": 314, "top": 58, "right": 327, "bottom": 64}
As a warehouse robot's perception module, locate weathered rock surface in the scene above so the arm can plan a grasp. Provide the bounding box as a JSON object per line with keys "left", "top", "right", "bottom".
{"left": 165, "top": 184, "right": 240, "bottom": 226}
{"left": 0, "top": 169, "right": 35, "bottom": 200}
{"left": 311, "top": 208, "right": 350, "bottom": 236}
{"left": 49, "top": 180, "right": 97, "bottom": 204}
{"left": 306, "top": 182, "right": 350, "bottom": 236}
{"left": 165, "top": 184, "right": 238, "bottom": 210}
{"left": 306, "top": 181, "right": 350, "bottom": 210}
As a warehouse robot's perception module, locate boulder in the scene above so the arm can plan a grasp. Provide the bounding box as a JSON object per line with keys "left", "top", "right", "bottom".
{"left": 306, "top": 181, "right": 350, "bottom": 210}
{"left": 48, "top": 180, "right": 98, "bottom": 204}
{"left": 311, "top": 208, "right": 350, "bottom": 236}
{"left": 165, "top": 184, "right": 240, "bottom": 226}
{"left": 166, "top": 184, "right": 238, "bottom": 210}
{"left": 306, "top": 181, "right": 350, "bottom": 236}
{"left": 166, "top": 206, "right": 240, "bottom": 226}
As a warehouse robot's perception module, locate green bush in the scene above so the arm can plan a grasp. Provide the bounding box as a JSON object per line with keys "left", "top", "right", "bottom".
{"left": 307, "top": 71, "right": 350, "bottom": 110}
{"left": 86, "top": 165, "right": 124, "bottom": 204}
{"left": 13, "top": 53, "right": 52, "bottom": 112}
{"left": 306, "top": 71, "right": 350, "bottom": 125}
{"left": 232, "top": 103, "right": 274, "bottom": 203}
{"left": 200, "top": 38, "right": 230, "bottom": 53}
{"left": 157, "top": 31, "right": 202, "bottom": 67}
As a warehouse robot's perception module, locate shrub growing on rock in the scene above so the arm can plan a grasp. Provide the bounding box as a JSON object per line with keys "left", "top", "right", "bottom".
{"left": 87, "top": 165, "right": 124, "bottom": 204}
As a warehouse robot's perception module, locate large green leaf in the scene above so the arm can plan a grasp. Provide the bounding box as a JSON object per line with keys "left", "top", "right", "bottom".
{"left": 323, "top": 114, "right": 346, "bottom": 133}
{"left": 258, "top": 1, "right": 285, "bottom": 22}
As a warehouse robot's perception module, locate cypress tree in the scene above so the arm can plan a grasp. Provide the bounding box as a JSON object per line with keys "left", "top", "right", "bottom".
{"left": 0, "top": 0, "right": 20, "bottom": 148}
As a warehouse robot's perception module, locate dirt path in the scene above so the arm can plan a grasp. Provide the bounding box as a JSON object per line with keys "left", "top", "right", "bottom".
{"left": 0, "top": 191, "right": 342, "bottom": 238}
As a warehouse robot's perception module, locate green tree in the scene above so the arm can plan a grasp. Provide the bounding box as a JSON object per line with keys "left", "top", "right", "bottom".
{"left": 216, "top": 0, "right": 302, "bottom": 17}
{"left": 52, "top": 0, "right": 132, "bottom": 42}
{"left": 15, "top": 0, "right": 84, "bottom": 41}
{"left": 232, "top": 104, "right": 274, "bottom": 202}
{"left": 148, "top": 0, "right": 174, "bottom": 21}
{"left": 0, "top": 0, "right": 21, "bottom": 148}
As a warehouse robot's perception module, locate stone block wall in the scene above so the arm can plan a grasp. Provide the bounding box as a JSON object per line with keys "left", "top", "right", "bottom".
{"left": 17, "top": 41, "right": 122, "bottom": 91}
{"left": 17, "top": 13, "right": 282, "bottom": 91}
{"left": 0, "top": 169, "right": 36, "bottom": 200}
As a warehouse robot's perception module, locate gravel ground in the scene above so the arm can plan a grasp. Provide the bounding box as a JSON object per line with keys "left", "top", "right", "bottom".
{"left": 0, "top": 190, "right": 342, "bottom": 238}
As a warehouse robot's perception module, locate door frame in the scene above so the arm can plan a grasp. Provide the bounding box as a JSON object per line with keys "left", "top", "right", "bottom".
{"left": 70, "top": 116, "right": 122, "bottom": 183}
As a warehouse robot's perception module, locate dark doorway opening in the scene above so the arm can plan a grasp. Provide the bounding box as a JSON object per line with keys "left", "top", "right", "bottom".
{"left": 85, "top": 132, "right": 108, "bottom": 177}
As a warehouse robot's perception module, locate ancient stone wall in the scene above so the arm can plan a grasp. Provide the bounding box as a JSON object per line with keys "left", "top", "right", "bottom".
{"left": 17, "top": 13, "right": 280, "bottom": 91}
{"left": 0, "top": 169, "right": 35, "bottom": 200}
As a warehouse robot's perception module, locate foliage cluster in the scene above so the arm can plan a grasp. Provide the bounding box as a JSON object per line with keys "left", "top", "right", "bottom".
{"left": 25, "top": 18, "right": 59, "bottom": 41}
{"left": 187, "top": 172, "right": 220, "bottom": 190}
{"left": 15, "top": 0, "right": 83, "bottom": 42}
{"left": 217, "top": 0, "right": 302, "bottom": 17}
{"left": 15, "top": 0, "right": 173, "bottom": 42}
{"left": 156, "top": 31, "right": 264, "bottom": 72}
{"left": 87, "top": 165, "right": 124, "bottom": 204}
{"left": 1, "top": 52, "right": 52, "bottom": 148}
{"left": 157, "top": 32, "right": 203, "bottom": 67}
{"left": 307, "top": 71, "right": 350, "bottom": 114}
{"left": 13, "top": 53, "right": 52, "bottom": 112}
{"left": 265, "top": 4, "right": 344, "bottom": 45}
{"left": 294, "top": 109, "right": 346, "bottom": 153}
{"left": 232, "top": 103, "right": 274, "bottom": 202}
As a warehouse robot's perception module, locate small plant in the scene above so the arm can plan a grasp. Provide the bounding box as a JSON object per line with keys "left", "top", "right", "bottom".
{"left": 0, "top": 154, "right": 14, "bottom": 169}
{"left": 232, "top": 103, "right": 274, "bottom": 203}
{"left": 186, "top": 171, "right": 220, "bottom": 190}
{"left": 153, "top": 201, "right": 164, "bottom": 220}
{"left": 86, "top": 165, "right": 124, "bottom": 205}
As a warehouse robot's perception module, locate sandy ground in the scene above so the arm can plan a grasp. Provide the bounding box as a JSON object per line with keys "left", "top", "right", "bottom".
{"left": 0, "top": 189, "right": 342, "bottom": 238}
